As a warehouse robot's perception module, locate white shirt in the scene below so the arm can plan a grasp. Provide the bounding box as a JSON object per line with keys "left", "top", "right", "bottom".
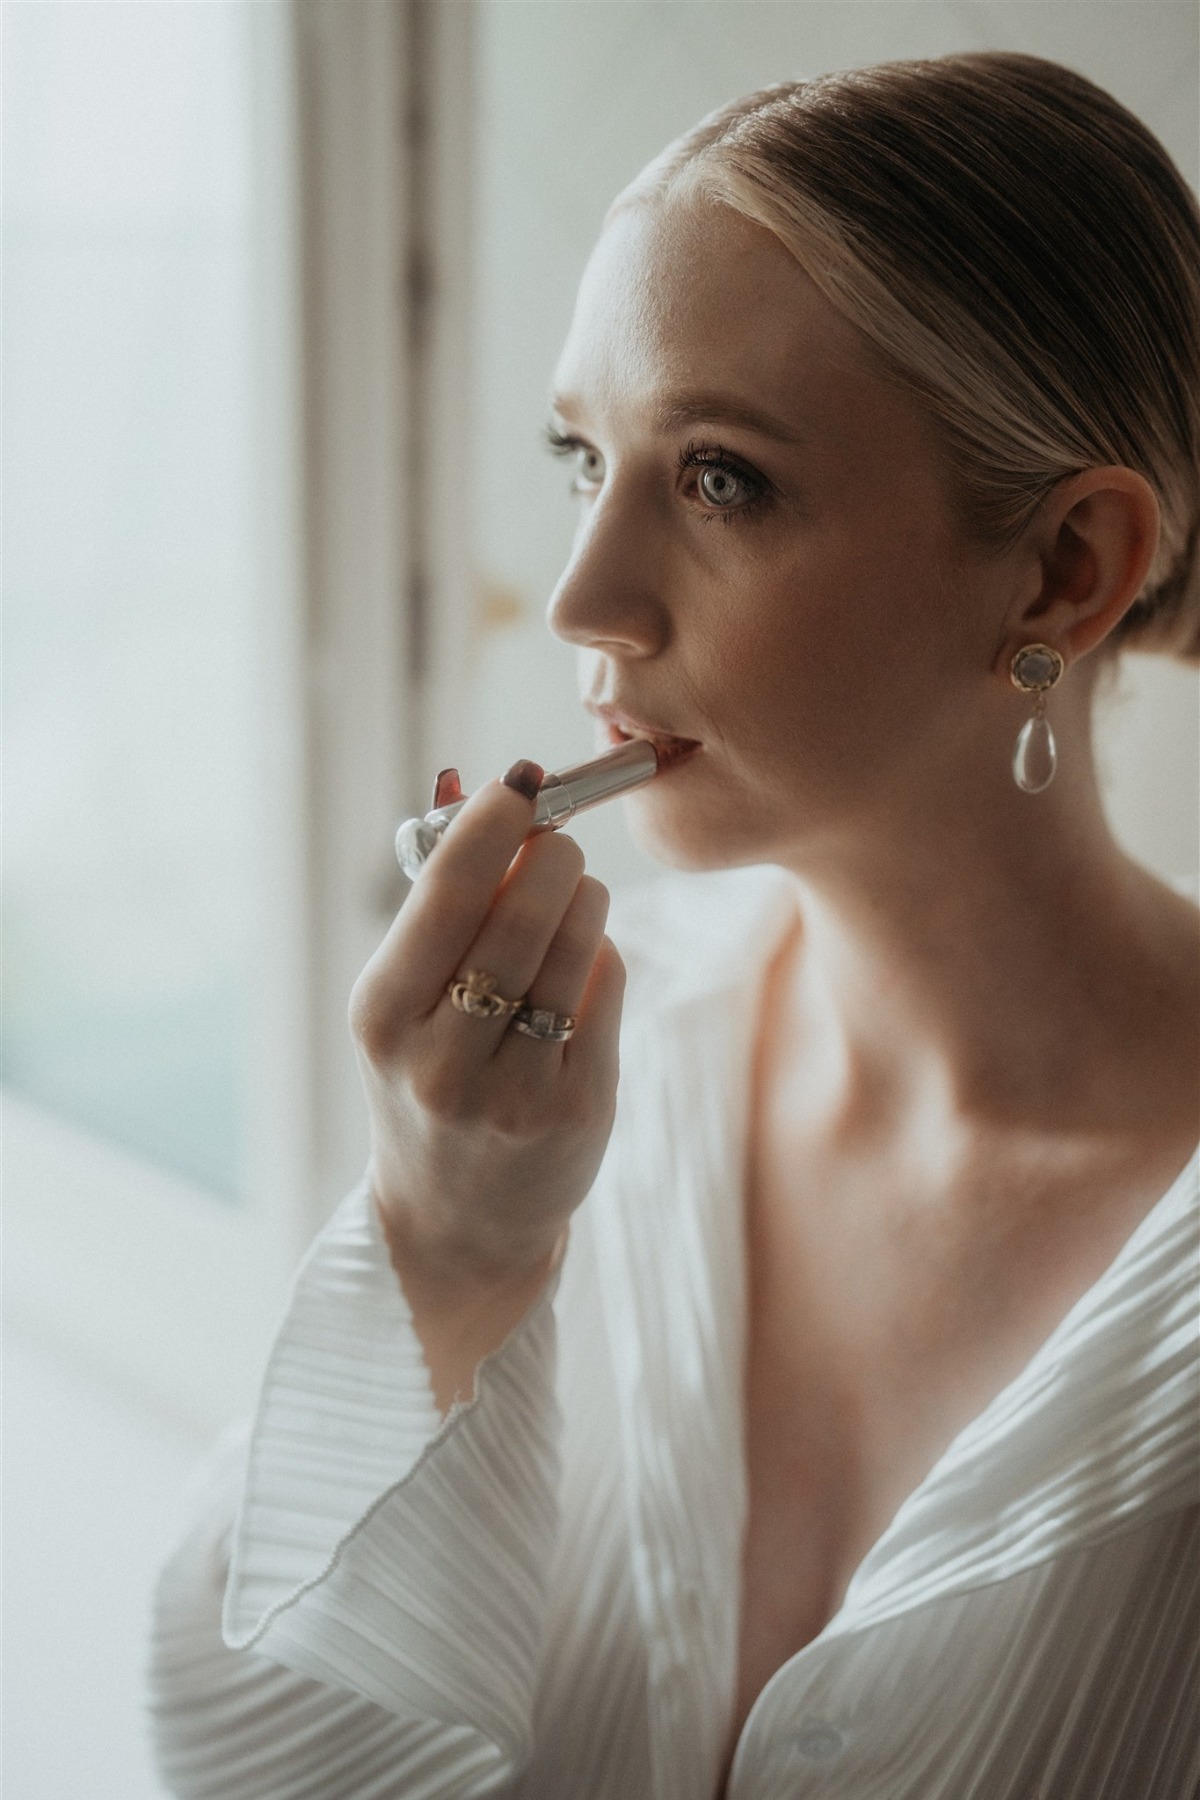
{"left": 149, "top": 864, "right": 1200, "bottom": 1799}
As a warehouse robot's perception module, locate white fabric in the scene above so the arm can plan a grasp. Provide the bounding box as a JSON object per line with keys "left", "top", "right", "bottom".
{"left": 149, "top": 864, "right": 1200, "bottom": 1799}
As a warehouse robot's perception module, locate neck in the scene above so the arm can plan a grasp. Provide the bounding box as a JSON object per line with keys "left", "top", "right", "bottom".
{"left": 768, "top": 734, "right": 1191, "bottom": 1157}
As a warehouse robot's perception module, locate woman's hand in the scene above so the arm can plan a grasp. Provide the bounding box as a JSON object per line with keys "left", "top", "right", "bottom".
{"left": 348, "top": 761, "right": 625, "bottom": 1406}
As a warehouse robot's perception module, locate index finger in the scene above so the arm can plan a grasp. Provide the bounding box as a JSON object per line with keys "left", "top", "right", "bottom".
{"left": 374, "top": 771, "right": 544, "bottom": 1016}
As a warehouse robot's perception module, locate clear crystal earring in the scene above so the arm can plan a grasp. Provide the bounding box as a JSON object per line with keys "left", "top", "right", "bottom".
{"left": 1009, "top": 642, "right": 1065, "bottom": 793}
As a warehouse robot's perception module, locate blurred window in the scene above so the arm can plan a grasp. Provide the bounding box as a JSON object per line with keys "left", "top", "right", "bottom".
{"left": 4, "top": 2, "right": 262, "bottom": 1197}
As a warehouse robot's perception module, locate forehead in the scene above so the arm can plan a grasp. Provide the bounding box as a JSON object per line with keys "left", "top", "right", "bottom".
{"left": 551, "top": 195, "right": 870, "bottom": 431}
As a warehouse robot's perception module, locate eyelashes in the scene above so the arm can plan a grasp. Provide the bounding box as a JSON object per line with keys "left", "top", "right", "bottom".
{"left": 545, "top": 426, "right": 605, "bottom": 491}
{"left": 544, "top": 425, "right": 773, "bottom": 526}
{"left": 544, "top": 425, "right": 577, "bottom": 453}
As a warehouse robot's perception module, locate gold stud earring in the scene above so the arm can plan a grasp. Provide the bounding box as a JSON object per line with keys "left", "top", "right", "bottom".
{"left": 1009, "top": 643, "right": 1065, "bottom": 793}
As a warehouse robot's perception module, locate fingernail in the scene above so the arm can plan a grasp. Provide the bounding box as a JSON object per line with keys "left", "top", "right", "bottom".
{"left": 432, "top": 767, "right": 463, "bottom": 808}
{"left": 501, "top": 759, "right": 544, "bottom": 802}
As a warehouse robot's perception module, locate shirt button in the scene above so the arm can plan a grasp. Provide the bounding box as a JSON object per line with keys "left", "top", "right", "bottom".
{"left": 789, "top": 1721, "right": 847, "bottom": 1761}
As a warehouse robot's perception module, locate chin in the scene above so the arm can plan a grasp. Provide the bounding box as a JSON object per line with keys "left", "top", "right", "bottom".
{"left": 625, "top": 785, "right": 777, "bottom": 874}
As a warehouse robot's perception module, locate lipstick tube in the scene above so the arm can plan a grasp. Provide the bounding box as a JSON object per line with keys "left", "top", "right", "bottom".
{"left": 394, "top": 738, "right": 660, "bottom": 880}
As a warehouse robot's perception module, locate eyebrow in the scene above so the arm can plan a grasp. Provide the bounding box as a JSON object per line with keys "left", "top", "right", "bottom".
{"left": 549, "top": 389, "right": 812, "bottom": 447}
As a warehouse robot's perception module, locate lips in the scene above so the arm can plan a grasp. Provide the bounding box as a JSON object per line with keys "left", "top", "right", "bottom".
{"left": 585, "top": 701, "right": 702, "bottom": 759}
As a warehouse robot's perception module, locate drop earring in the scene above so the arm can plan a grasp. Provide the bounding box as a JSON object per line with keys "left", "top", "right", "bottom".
{"left": 1009, "top": 642, "right": 1065, "bottom": 793}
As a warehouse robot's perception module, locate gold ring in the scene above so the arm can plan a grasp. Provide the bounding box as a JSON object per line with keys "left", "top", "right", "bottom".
{"left": 447, "top": 968, "right": 527, "bottom": 1020}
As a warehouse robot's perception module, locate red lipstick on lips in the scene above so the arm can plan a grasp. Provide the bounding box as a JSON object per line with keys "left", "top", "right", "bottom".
{"left": 586, "top": 701, "right": 702, "bottom": 770}
{"left": 651, "top": 735, "right": 702, "bottom": 770}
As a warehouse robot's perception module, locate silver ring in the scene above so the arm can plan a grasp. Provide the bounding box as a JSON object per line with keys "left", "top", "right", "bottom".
{"left": 511, "top": 1004, "right": 577, "bottom": 1042}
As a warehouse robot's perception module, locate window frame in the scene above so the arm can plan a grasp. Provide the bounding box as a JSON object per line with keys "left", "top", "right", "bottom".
{"left": 3, "top": 0, "right": 472, "bottom": 1435}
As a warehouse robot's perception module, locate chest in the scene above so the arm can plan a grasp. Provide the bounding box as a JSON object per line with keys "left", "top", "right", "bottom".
{"left": 727, "top": 1153, "right": 996, "bottom": 1751}
{"left": 723, "top": 1109, "right": 1172, "bottom": 1766}
{"left": 717, "top": 1157, "right": 979, "bottom": 1791}
{"left": 738, "top": 1170, "right": 984, "bottom": 1599}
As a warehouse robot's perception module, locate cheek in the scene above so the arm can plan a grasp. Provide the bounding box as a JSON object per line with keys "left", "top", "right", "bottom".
{"left": 694, "top": 528, "right": 959, "bottom": 772}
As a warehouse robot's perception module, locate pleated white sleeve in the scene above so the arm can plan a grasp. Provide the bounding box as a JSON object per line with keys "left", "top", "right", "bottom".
{"left": 148, "top": 1175, "right": 566, "bottom": 1799}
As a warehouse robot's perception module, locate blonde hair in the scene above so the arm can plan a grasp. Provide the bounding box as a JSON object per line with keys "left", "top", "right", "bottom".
{"left": 612, "top": 53, "right": 1200, "bottom": 661}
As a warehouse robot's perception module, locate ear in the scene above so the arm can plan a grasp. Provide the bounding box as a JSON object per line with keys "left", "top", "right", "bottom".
{"left": 1002, "top": 467, "right": 1160, "bottom": 666}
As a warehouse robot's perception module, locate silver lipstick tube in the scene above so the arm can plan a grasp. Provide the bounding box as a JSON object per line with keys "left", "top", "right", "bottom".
{"left": 394, "top": 737, "right": 659, "bottom": 880}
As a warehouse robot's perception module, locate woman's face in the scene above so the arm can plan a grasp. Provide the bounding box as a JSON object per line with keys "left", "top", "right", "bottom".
{"left": 546, "top": 195, "right": 1016, "bottom": 871}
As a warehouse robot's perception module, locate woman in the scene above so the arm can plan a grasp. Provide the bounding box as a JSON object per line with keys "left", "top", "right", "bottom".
{"left": 150, "top": 52, "right": 1199, "bottom": 1799}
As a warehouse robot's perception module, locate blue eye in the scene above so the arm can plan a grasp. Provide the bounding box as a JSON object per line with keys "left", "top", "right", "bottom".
{"left": 679, "top": 440, "right": 771, "bottom": 524}
{"left": 697, "top": 464, "right": 745, "bottom": 507}
{"left": 545, "top": 426, "right": 604, "bottom": 495}
{"left": 575, "top": 446, "right": 605, "bottom": 487}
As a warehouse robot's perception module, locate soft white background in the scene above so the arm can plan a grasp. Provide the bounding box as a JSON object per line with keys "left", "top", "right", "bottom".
{"left": 4, "top": 6, "right": 1197, "bottom": 1798}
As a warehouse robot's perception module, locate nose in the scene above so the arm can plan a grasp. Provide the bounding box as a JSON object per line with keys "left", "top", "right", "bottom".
{"left": 545, "top": 488, "right": 671, "bottom": 658}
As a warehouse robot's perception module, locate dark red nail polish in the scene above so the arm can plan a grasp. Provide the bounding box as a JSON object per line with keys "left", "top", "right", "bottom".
{"left": 432, "top": 767, "right": 463, "bottom": 808}
{"left": 501, "top": 759, "right": 544, "bottom": 802}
